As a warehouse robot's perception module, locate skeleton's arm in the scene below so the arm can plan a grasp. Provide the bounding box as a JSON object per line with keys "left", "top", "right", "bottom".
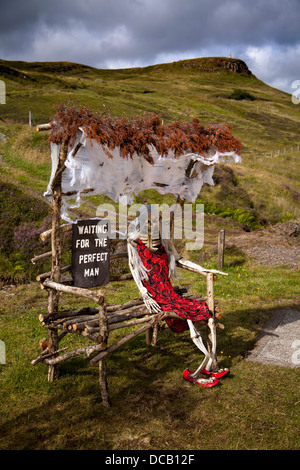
{"left": 176, "top": 257, "right": 228, "bottom": 276}
{"left": 164, "top": 239, "right": 228, "bottom": 276}
{"left": 127, "top": 240, "right": 161, "bottom": 313}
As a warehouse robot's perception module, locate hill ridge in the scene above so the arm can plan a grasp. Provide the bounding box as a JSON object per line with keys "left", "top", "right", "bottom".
{"left": 0, "top": 56, "right": 252, "bottom": 77}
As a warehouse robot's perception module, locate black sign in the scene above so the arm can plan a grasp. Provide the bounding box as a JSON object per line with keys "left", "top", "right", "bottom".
{"left": 71, "top": 219, "right": 110, "bottom": 288}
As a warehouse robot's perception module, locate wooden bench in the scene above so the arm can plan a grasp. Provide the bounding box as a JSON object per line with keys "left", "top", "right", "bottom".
{"left": 31, "top": 227, "right": 222, "bottom": 407}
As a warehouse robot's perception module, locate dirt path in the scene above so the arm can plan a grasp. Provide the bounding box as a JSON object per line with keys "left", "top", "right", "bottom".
{"left": 225, "top": 221, "right": 300, "bottom": 268}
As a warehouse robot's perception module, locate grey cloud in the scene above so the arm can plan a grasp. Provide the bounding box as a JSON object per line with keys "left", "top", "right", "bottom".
{"left": 1, "top": 0, "right": 300, "bottom": 91}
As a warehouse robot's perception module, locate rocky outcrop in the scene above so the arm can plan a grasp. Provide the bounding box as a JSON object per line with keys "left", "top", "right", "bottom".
{"left": 217, "top": 58, "right": 252, "bottom": 75}
{"left": 178, "top": 57, "right": 252, "bottom": 75}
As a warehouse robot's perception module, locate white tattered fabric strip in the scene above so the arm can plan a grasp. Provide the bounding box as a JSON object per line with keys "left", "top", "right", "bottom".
{"left": 44, "top": 128, "right": 241, "bottom": 221}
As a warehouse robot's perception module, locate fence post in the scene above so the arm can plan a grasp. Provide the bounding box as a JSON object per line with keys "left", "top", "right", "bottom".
{"left": 29, "top": 111, "right": 35, "bottom": 127}
{"left": 217, "top": 229, "right": 225, "bottom": 269}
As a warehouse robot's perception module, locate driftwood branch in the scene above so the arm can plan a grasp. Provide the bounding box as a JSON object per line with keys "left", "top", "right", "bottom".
{"left": 42, "top": 279, "right": 105, "bottom": 304}
{"left": 64, "top": 314, "right": 100, "bottom": 329}
{"left": 107, "top": 297, "right": 142, "bottom": 312}
{"left": 39, "top": 306, "right": 99, "bottom": 324}
{"left": 43, "top": 342, "right": 107, "bottom": 366}
{"left": 61, "top": 188, "right": 95, "bottom": 198}
{"left": 108, "top": 310, "right": 188, "bottom": 331}
{"left": 40, "top": 223, "right": 72, "bottom": 242}
{"left": 108, "top": 315, "right": 154, "bottom": 331}
{"left": 178, "top": 259, "right": 220, "bottom": 282}
{"left": 31, "top": 331, "right": 67, "bottom": 365}
{"left": 31, "top": 245, "right": 71, "bottom": 264}
{"left": 31, "top": 347, "right": 69, "bottom": 366}
{"left": 36, "top": 264, "right": 71, "bottom": 282}
{"left": 69, "top": 327, "right": 103, "bottom": 344}
{"left": 36, "top": 123, "right": 51, "bottom": 132}
{"left": 177, "top": 258, "right": 208, "bottom": 278}
{"left": 90, "top": 314, "right": 164, "bottom": 365}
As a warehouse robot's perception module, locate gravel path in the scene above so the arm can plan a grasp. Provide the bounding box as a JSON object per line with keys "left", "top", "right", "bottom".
{"left": 226, "top": 221, "right": 300, "bottom": 268}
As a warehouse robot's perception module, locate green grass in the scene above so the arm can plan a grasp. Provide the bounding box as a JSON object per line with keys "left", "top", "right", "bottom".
{"left": 0, "top": 56, "right": 299, "bottom": 450}
{"left": 0, "top": 253, "right": 299, "bottom": 450}
{"left": 1, "top": 56, "right": 299, "bottom": 234}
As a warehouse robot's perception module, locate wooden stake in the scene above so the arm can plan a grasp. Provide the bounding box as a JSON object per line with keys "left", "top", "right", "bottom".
{"left": 98, "top": 298, "right": 110, "bottom": 407}
{"left": 151, "top": 323, "right": 160, "bottom": 346}
{"left": 146, "top": 315, "right": 153, "bottom": 346}
{"left": 47, "top": 139, "right": 69, "bottom": 382}
{"left": 217, "top": 230, "right": 225, "bottom": 269}
{"left": 206, "top": 273, "right": 214, "bottom": 315}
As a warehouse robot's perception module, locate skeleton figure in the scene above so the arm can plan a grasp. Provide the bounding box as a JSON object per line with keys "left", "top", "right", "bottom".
{"left": 127, "top": 205, "right": 229, "bottom": 388}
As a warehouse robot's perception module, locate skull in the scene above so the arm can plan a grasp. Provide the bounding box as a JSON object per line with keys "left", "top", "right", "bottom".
{"left": 137, "top": 205, "right": 162, "bottom": 252}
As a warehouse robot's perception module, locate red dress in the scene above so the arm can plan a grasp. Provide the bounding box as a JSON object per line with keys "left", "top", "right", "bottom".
{"left": 137, "top": 238, "right": 212, "bottom": 333}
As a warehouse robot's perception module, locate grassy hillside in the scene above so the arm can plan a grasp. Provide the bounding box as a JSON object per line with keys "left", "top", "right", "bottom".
{"left": 1, "top": 56, "right": 300, "bottom": 280}
{"left": 0, "top": 57, "right": 299, "bottom": 450}
{"left": 1, "top": 56, "right": 299, "bottom": 210}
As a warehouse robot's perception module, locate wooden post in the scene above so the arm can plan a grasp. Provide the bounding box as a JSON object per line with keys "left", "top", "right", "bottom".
{"left": 170, "top": 159, "right": 196, "bottom": 239}
{"left": 98, "top": 299, "right": 110, "bottom": 408}
{"left": 47, "top": 140, "right": 69, "bottom": 382}
{"left": 145, "top": 320, "right": 153, "bottom": 346}
{"left": 217, "top": 229, "right": 225, "bottom": 269}
{"left": 206, "top": 273, "right": 214, "bottom": 317}
{"left": 151, "top": 323, "right": 160, "bottom": 346}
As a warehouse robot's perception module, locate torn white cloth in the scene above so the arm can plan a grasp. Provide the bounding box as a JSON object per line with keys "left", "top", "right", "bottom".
{"left": 44, "top": 129, "right": 241, "bottom": 216}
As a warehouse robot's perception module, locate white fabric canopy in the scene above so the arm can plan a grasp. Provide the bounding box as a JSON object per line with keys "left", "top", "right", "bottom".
{"left": 44, "top": 128, "right": 241, "bottom": 220}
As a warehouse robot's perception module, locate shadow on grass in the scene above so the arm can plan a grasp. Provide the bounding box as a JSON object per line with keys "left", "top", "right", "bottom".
{"left": 0, "top": 303, "right": 299, "bottom": 450}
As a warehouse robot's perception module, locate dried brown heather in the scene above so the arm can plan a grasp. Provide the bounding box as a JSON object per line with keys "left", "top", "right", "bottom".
{"left": 49, "top": 104, "right": 242, "bottom": 163}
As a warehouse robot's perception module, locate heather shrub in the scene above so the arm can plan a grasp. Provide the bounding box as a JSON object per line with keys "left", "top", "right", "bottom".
{"left": 0, "top": 181, "right": 50, "bottom": 251}
{"left": 0, "top": 181, "right": 51, "bottom": 282}
{"left": 13, "top": 218, "right": 50, "bottom": 258}
{"left": 230, "top": 89, "right": 255, "bottom": 101}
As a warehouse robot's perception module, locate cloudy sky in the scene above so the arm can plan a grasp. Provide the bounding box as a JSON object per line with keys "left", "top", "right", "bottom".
{"left": 1, "top": 0, "right": 300, "bottom": 93}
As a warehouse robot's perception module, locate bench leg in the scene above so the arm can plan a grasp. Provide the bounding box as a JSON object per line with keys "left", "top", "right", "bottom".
{"left": 187, "top": 320, "right": 209, "bottom": 377}
{"left": 206, "top": 318, "right": 218, "bottom": 371}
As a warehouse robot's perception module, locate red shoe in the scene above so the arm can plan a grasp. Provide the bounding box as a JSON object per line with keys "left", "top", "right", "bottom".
{"left": 183, "top": 369, "right": 219, "bottom": 388}
{"left": 200, "top": 366, "right": 230, "bottom": 379}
